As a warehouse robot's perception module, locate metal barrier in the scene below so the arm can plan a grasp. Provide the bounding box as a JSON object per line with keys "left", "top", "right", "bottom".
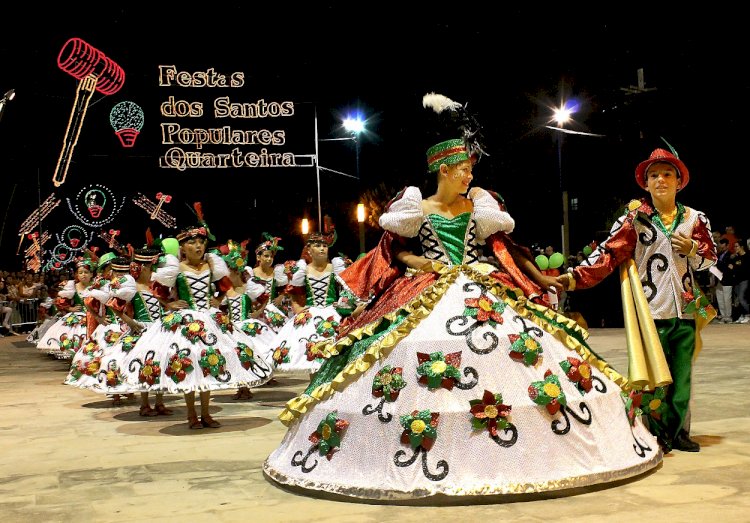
{"left": 10, "top": 298, "right": 40, "bottom": 331}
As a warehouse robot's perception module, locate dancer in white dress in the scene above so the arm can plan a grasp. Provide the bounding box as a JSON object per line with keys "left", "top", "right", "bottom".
{"left": 36, "top": 255, "right": 95, "bottom": 360}
{"left": 119, "top": 219, "right": 272, "bottom": 429}
{"left": 64, "top": 249, "right": 174, "bottom": 417}
{"left": 215, "top": 239, "right": 276, "bottom": 400}
{"left": 268, "top": 229, "right": 357, "bottom": 374}
{"left": 263, "top": 93, "right": 662, "bottom": 502}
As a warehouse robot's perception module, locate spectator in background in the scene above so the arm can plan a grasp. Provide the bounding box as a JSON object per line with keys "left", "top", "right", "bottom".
{"left": 0, "top": 279, "right": 17, "bottom": 336}
{"left": 715, "top": 238, "right": 734, "bottom": 323}
{"left": 721, "top": 225, "right": 738, "bottom": 251}
{"left": 730, "top": 239, "right": 750, "bottom": 323}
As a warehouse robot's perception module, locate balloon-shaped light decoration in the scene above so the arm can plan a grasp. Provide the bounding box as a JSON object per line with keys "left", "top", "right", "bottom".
{"left": 110, "top": 100, "right": 144, "bottom": 147}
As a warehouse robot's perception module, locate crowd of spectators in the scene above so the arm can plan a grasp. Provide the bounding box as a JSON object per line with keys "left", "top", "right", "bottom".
{"left": 0, "top": 266, "right": 74, "bottom": 336}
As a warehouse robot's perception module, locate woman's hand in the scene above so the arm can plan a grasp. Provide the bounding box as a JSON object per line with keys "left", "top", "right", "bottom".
{"left": 537, "top": 273, "right": 564, "bottom": 294}
{"left": 167, "top": 300, "right": 189, "bottom": 310}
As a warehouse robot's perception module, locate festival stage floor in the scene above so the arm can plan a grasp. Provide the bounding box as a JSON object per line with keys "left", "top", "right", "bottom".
{"left": 1, "top": 325, "right": 748, "bottom": 522}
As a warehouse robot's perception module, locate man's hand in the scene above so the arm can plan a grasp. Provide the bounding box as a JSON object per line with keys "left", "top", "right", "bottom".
{"left": 671, "top": 233, "right": 695, "bottom": 256}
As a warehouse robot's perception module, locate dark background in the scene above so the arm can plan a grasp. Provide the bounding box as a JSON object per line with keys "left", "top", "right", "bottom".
{"left": 1, "top": 5, "right": 745, "bottom": 279}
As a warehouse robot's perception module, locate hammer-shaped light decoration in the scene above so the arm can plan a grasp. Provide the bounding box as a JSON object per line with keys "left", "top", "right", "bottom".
{"left": 53, "top": 38, "right": 125, "bottom": 187}
{"left": 132, "top": 192, "right": 177, "bottom": 228}
{"left": 110, "top": 100, "right": 144, "bottom": 147}
{"left": 98, "top": 229, "right": 122, "bottom": 252}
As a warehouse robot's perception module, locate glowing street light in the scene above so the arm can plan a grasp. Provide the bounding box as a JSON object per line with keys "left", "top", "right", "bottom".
{"left": 545, "top": 100, "right": 604, "bottom": 261}
{"left": 0, "top": 88, "right": 16, "bottom": 123}
{"left": 301, "top": 218, "right": 310, "bottom": 235}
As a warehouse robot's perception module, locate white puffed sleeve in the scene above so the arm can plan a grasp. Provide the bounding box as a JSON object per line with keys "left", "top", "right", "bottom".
{"left": 378, "top": 186, "right": 424, "bottom": 238}
{"left": 151, "top": 254, "right": 180, "bottom": 287}
{"left": 244, "top": 277, "right": 266, "bottom": 301}
{"left": 331, "top": 257, "right": 347, "bottom": 275}
{"left": 110, "top": 274, "right": 137, "bottom": 302}
{"left": 471, "top": 187, "right": 515, "bottom": 239}
{"left": 82, "top": 280, "right": 111, "bottom": 303}
{"left": 291, "top": 259, "right": 307, "bottom": 287}
{"left": 273, "top": 264, "right": 289, "bottom": 287}
{"left": 206, "top": 252, "right": 230, "bottom": 282}
{"left": 58, "top": 280, "right": 76, "bottom": 299}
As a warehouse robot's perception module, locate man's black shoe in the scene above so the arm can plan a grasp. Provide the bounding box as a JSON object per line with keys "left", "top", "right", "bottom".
{"left": 673, "top": 430, "right": 700, "bottom": 452}
{"left": 657, "top": 437, "right": 672, "bottom": 454}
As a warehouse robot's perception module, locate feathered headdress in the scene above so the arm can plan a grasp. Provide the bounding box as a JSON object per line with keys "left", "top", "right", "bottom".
{"left": 177, "top": 202, "right": 215, "bottom": 242}
{"left": 255, "top": 232, "right": 284, "bottom": 256}
{"left": 306, "top": 215, "right": 337, "bottom": 247}
{"left": 422, "top": 92, "right": 488, "bottom": 173}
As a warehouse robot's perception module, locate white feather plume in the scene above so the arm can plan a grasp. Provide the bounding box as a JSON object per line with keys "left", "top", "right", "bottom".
{"left": 422, "top": 92, "right": 461, "bottom": 114}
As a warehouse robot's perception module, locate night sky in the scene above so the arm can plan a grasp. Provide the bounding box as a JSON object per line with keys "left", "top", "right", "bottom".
{"left": 1, "top": 5, "right": 745, "bottom": 269}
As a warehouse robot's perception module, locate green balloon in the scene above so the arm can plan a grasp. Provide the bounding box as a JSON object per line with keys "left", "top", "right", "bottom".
{"left": 549, "top": 252, "right": 565, "bottom": 269}
{"left": 535, "top": 254, "right": 549, "bottom": 270}
{"left": 161, "top": 237, "right": 179, "bottom": 258}
{"left": 582, "top": 245, "right": 593, "bottom": 256}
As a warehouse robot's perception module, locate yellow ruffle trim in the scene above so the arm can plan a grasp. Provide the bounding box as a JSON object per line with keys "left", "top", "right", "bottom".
{"left": 278, "top": 265, "right": 629, "bottom": 426}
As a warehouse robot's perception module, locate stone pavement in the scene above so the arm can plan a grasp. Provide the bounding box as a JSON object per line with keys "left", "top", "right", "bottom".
{"left": 1, "top": 325, "right": 749, "bottom": 522}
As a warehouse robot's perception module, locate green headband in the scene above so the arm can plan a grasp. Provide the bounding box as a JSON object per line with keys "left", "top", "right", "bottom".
{"left": 426, "top": 138, "right": 470, "bottom": 173}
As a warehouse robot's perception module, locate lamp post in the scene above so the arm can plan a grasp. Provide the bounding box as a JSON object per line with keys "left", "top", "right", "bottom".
{"left": 545, "top": 102, "right": 604, "bottom": 261}
{"left": 306, "top": 107, "right": 365, "bottom": 232}
{"left": 356, "top": 203, "right": 366, "bottom": 254}
{"left": 552, "top": 104, "right": 572, "bottom": 261}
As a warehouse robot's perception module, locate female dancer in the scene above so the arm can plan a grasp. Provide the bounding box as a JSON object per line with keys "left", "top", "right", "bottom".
{"left": 263, "top": 93, "right": 662, "bottom": 502}
{"left": 37, "top": 255, "right": 95, "bottom": 359}
{"left": 216, "top": 239, "right": 275, "bottom": 400}
{"left": 268, "top": 227, "right": 355, "bottom": 375}
{"left": 120, "top": 217, "right": 272, "bottom": 429}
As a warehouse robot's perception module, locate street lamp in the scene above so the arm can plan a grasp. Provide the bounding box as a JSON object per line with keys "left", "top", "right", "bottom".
{"left": 356, "top": 202, "right": 366, "bottom": 254}
{"left": 0, "top": 88, "right": 16, "bottom": 123}
{"left": 299, "top": 107, "right": 365, "bottom": 232}
{"left": 545, "top": 102, "right": 604, "bottom": 261}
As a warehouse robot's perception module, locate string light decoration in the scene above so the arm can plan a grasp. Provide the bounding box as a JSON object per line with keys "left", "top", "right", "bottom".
{"left": 17, "top": 193, "right": 61, "bottom": 255}
{"left": 66, "top": 183, "right": 125, "bottom": 228}
{"left": 45, "top": 243, "right": 74, "bottom": 270}
{"left": 57, "top": 224, "right": 94, "bottom": 251}
{"left": 132, "top": 192, "right": 177, "bottom": 228}
{"left": 53, "top": 37, "right": 125, "bottom": 187}
{"left": 18, "top": 194, "right": 60, "bottom": 235}
{"left": 110, "top": 101, "right": 144, "bottom": 147}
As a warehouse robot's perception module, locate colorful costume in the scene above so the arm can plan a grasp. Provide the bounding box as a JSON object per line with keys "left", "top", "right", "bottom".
{"left": 268, "top": 254, "right": 351, "bottom": 373}
{"left": 36, "top": 279, "right": 87, "bottom": 360}
{"left": 263, "top": 185, "right": 662, "bottom": 501}
{"left": 119, "top": 253, "right": 273, "bottom": 394}
{"left": 568, "top": 148, "right": 716, "bottom": 450}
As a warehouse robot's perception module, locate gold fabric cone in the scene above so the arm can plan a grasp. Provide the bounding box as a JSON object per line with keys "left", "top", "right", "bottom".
{"left": 620, "top": 259, "right": 673, "bottom": 390}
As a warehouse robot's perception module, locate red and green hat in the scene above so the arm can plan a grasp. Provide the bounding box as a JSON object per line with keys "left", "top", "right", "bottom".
{"left": 635, "top": 148, "right": 690, "bottom": 191}
{"left": 426, "top": 138, "right": 471, "bottom": 173}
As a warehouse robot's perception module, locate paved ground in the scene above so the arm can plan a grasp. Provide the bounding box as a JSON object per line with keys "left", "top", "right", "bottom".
{"left": 1, "top": 325, "right": 749, "bottom": 522}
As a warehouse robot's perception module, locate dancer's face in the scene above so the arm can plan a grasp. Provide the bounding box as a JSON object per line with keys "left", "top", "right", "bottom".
{"left": 258, "top": 250, "right": 275, "bottom": 269}
{"left": 76, "top": 266, "right": 93, "bottom": 284}
{"left": 181, "top": 237, "right": 207, "bottom": 263}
